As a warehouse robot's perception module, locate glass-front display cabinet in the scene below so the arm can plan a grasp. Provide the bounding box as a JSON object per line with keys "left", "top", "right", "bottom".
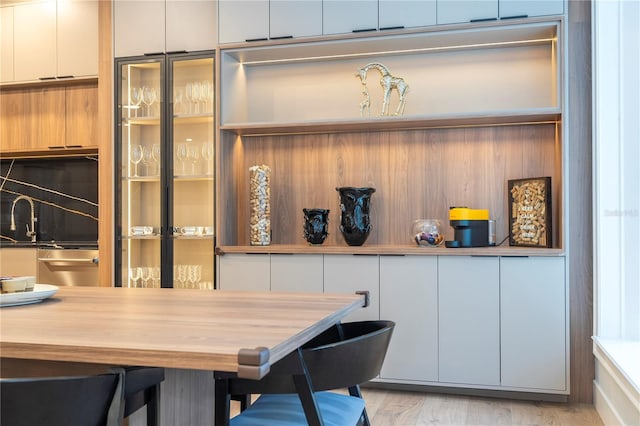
{"left": 115, "top": 52, "right": 215, "bottom": 290}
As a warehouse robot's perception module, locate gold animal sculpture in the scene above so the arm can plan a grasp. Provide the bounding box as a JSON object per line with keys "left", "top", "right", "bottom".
{"left": 356, "top": 63, "right": 409, "bottom": 116}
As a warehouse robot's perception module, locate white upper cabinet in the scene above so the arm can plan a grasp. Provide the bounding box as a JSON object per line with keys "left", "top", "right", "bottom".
{"left": 218, "top": 0, "right": 269, "bottom": 44}
{"left": 165, "top": 1, "right": 218, "bottom": 52}
{"left": 323, "top": 0, "right": 378, "bottom": 35}
{"left": 57, "top": 0, "right": 99, "bottom": 78}
{"left": 0, "top": 7, "right": 14, "bottom": 83}
{"left": 270, "top": 0, "right": 322, "bottom": 39}
{"left": 379, "top": 0, "right": 437, "bottom": 30}
{"left": 438, "top": 0, "right": 564, "bottom": 24}
{"left": 114, "top": 1, "right": 165, "bottom": 57}
{"left": 499, "top": 0, "right": 563, "bottom": 19}
{"left": 10, "top": 0, "right": 97, "bottom": 82}
{"left": 115, "top": 0, "right": 217, "bottom": 57}
{"left": 13, "top": 2, "right": 56, "bottom": 81}
{"left": 437, "top": 0, "right": 498, "bottom": 24}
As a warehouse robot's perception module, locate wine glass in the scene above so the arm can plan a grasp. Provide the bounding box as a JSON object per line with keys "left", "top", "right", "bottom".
{"left": 176, "top": 142, "right": 188, "bottom": 175}
{"left": 140, "top": 266, "right": 152, "bottom": 288}
{"left": 174, "top": 87, "right": 184, "bottom": 115}
{"left": 200, "top": 80, "right": 210, "bottom": 113}
{"left": 186, "top": 82, "right": 201, "bottom": 114}
{"left": 188, "top": 143, "right": 200, "bottom": 175}
{"left": 129, "top": 267, "right": 141, "bottom": 288}
{"left": 142, "top": 146, "right": 153, "bottom": 177}
{"left": 177, "top": 264, "right": 188, "bottom": 288}
{"left": 151, "top": 266, "right": 161, "bottom": 288}
{"left": 188, "top": 264, "right": 202, "bottom": 290}
{"left": 151, "top": 144, "right": 161, "bottom": 176}
{"left": 130, "top": 144, "right": 143, "bottom": 177}
{"left": 142, "top": 86, "right": 157, "bottom": 117}
{"left": 129, "top": 86, "right": 143, "bottom": 118}
{"left": 201, "top": 142, "right": 214, "bottom": 175}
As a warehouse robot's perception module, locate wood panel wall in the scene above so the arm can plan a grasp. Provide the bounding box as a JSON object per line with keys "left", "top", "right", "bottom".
{"left": 97, "top": 1, "right": 113, "bottom": 287}
{"left": 567, "top": 0, "right": 594, "bottom": 404}
{"left": 219, "top": 124, "right": 560, "bottom": 248}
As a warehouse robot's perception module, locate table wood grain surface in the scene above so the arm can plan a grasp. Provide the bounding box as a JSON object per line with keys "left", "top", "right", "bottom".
{"left": 0, "top": 287, "right": 365, "bottom": 378}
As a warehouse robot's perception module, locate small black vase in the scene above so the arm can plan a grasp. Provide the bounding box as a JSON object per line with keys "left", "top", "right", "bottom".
{"left": 303, "top": 208, "right": 330, "bottom": 245}
{"left": 336, "top": 187, "right": 376, "bottom": 246}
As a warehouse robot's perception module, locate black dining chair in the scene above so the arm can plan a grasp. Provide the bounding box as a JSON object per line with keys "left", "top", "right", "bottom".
{"left": 123, "top": 366, "right": 165, "bottom": 426}
{"left": 0, "top": 367, "right": 126, "bottom": 426}
{"left": 214, "top": 320, "right": 395, "bottom": 426}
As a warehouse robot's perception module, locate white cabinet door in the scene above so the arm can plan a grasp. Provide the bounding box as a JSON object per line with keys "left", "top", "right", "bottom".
{"left": 499, "top": 0, "right": 563, "bottom": 19}
{"left": 218, "top": 0, "right": 269, "bottom": 44}
{"left": 323, "top": 0, "right": 378, "bottom": 35}
{"left": 379, "top": 255, "right": 438, "bottom": 382}
{"left": 271, "top": 254, "right": 323, "bottom": 293}
{"left": 500, "top": 256, "right": 566, "bottom": 390}
{"left": 270, "top": 0, "right": 322, "bottom": 39}
{"left": 0, "top": 7, "right": 13, "bottom": 83}
{"left": 57, "top": 0, "right": 98, "bottom": 78}
{"left": 323, "top": 255, "right": 379, "bottom": 322}
{"left": 438, "top": 256, "right": 500, "bottom": 386}
{"left": 114, "top": 0, "right": 165, "bottom": 57}
{"left": 379, "top": 0, "right": 436, "bottom": 30}
{"left": 437, "top": 0, "right": 498, "bottom": 24}
{"left": 166, "top": 0, "right": 217, "bottom": 52}
{"left": 13, "top": 2, "right": 56, "bottom": 81}
{"left": 217, "top": 254, "right": 270, "bottom": 291}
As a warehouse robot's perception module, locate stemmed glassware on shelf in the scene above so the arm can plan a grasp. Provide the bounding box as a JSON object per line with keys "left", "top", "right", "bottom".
{"left": 129, "top": 267, "right": 141, "bottom": 288}
{"left": 188, "top": 143, "right": 200, "bottom": 175}
{"left": 151, "top": 267, "right": 161, "bottom": 288}
{"left": 140, "top": 266, "right": 152, "bottom": 288}
{"left": 142, "top": 146, "right": 153, "bottom": 177}
{"left": 129, "top": 87, "right": 143, "bottom": 118}
{"left": 151, "top": 144, "right": 161, "bottom": 176}
{"left": 142, "top": 86, "right": 157, "bottom": 117}
{"left": 202, "top": 142, "right": 214, "bottom": 175}
{"left": 176, "top": 142, "right": 188, "bottom": 176}
{"left": 187, "top": 264, "right": 202, "bottom": 289}
{"left": 130, "top": 144, "right": 144, "bottom": 177}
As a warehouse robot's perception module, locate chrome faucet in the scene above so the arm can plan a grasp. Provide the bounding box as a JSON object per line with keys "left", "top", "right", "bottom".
{"left": 10, "top": 195, "right": 38, "bottom": 243}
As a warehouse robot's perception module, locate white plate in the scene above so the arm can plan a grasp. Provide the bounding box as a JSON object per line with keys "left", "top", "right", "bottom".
{"left": 0, "top": 284, "right": 59, "bottom": 307}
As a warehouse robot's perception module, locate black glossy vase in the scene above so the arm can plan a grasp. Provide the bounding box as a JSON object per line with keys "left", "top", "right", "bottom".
{"left": 336, "top": 187, "right": 376, "bottom": 246}
{"left": 303, "top": 208, "right": 330, "bottom": 245}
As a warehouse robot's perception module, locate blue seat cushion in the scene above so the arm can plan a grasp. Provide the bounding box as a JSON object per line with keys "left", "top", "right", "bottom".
{"left": 230, "top": 391, "right": 366, "bottom": 426}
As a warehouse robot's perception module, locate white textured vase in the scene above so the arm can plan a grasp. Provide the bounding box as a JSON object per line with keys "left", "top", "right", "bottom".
{"left": 249, "top": 165, "right": 271, "bottom": 245}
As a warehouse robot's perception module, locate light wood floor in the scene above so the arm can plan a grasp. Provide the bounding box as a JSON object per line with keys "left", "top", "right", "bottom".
{"left": 231, "top": 388, "right": 604, "bottom": 426}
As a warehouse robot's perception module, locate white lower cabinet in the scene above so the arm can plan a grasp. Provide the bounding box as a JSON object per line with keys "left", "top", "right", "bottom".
{"left": 500, "top": 256, "right": 566, "bottom": 391}
{"left": 270, "top": 254, "right": 323, "bottom": 293}
{"left": 379, "top": 255, "right": 438, "bottom": 382}
{"left": 217, "top": 253, "right": 270, "bottom": 291}
{"left": 216, "top": 252, "right": 567, "bottom": 393}
{"left": 323, "top": 255, "right": 379, "bottom": 322}
{"left": 438, "top": 256, "right": 500, "bottom": 386}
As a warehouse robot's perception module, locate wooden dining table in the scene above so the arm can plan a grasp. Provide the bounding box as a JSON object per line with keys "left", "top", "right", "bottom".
{"left": 0, "top": 286, "right": 366, "bottom": 425}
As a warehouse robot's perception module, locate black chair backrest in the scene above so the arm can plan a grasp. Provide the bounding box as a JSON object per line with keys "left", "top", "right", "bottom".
{"left": 228, "top": 320, "right": 395, "bottom": 395}
{"left": 0, "top": 369, "right": 125, "bottom": 426}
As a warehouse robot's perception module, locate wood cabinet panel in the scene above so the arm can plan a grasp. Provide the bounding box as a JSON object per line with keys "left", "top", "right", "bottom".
{"left": 1, "top": 84, "right": 97, "bottom": 154}
{"left": 65, "top": 84, "right": 98, "bottom": 148}
{"left": 25, "top": 87, "right": 66, "bottom": 150}
{"left": 0, "top": 89, "right": 26, "bottom": 151}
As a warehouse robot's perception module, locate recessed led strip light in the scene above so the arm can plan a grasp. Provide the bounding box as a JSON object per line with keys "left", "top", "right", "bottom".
{"left": 239, "top": 38, "right": 556, "bottom": 66}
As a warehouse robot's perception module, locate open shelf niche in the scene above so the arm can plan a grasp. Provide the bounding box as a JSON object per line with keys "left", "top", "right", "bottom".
{"left": 216, "top": 18, "right": 564, "bottom": 254}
